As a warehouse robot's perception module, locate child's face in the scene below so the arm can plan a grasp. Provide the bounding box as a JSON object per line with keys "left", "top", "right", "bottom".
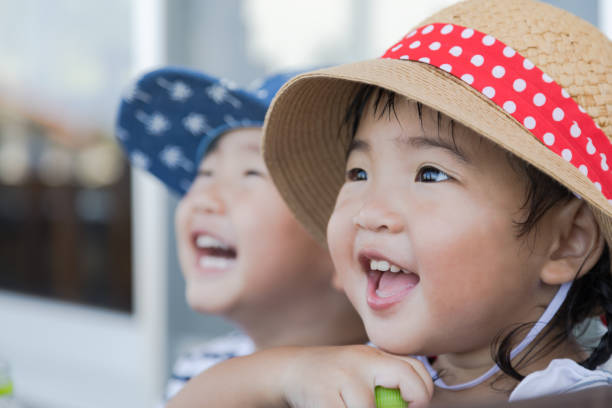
{"left": 176, "top": 128, "right": 335, "bottom": 315}
{"left": 327, "top": 97, "right": 556, "bottom": 356}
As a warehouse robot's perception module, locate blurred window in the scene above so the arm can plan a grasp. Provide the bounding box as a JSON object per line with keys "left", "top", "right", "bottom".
{"left": 0, "top": 0, "right": 133, "bottom": 312}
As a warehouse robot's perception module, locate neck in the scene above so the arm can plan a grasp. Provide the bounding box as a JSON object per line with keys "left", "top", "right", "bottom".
{"left": 430, "top": 329, "right": 586, "bottom": 403}
{"left": 227, "top": 286, "right": 367, "bottom": 350}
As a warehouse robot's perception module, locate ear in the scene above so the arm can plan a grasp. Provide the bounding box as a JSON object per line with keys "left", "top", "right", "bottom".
{"left": 540, "top": 199, "right": 605, "bottom": 285}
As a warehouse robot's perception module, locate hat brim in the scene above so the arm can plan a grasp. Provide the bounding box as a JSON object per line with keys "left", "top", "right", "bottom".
{"left": 263, "top": 58, "right": 612, "bottom": 245}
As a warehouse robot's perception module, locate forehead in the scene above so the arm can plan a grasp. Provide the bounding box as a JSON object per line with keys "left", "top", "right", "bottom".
{"left": 200, "top": 127, "right": 262, "bottom": 166}
{"left": 355, "top": 95, "right": 488, "bottom": 154}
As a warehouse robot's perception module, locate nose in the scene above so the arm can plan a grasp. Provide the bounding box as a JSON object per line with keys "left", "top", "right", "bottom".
{"left": 352, "top": 198, "right": 404, "bottom": 233}
{"left": 187, "top": 182, "right": 226, "bottom": 215}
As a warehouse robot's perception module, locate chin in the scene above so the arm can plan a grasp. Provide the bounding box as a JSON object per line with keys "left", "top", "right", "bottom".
{"left": 367, "top": 325, "right": 423, "bottom": 356}
{"left": 186, "top": 286, "right": 237, "bottom": 315}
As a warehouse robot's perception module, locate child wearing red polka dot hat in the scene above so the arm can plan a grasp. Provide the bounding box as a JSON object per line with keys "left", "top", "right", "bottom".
{"left": 168, "top": 1, "right": 612, "bottom": 407}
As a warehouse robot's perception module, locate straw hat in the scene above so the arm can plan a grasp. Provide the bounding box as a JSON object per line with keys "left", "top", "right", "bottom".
{"left": 263, "top": 0, "right": 612, "bottom": 246}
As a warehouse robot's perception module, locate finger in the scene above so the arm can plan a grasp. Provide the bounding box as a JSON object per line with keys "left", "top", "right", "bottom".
{"left": 374, "top": 363, "right": 432, "bottom": 408}
{"left": 339, "top": 383, "right": 376, "bottom": 408}
{"left": 396, "top": 366, "right": 432, "bottom": 408}
{"left": 400, "top": 358, "right": 435, "bottom": 398}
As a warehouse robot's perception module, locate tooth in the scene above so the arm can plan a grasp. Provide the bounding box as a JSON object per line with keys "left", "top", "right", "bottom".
{"left": 196, "top": 235, "right": 228, "bottom": 249}
{"left": 199, "top": 256, "right": 213, "bottom": 268}
{"left": 199, "top": 256, "right": 232, "bottom": 269}
{"left": 390, "top": 265, "right": 400, "bottom": 273}
{"left": 377, "top": 261, "right": 390, "bottom": 271}
{"left": 370, "top": 260, "right": 378, "bottom": 270}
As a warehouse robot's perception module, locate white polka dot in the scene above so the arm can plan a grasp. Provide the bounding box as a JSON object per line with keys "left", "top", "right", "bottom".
{"left": 399, "top": 55, "right": 410, "bottom": 60}
{"left": 561, "top": 88, "right": 570, "bottom": 98}
{"left": 513, "top": 78, "right": 527, "bottom": 92}
{"left": 440, "top": 64, "right": 452, "bottom": 72}
{"left": 562, "top": 149, "right": 572, "bottom": 161}
{"left": 482, "top": 86, "right": 496, "bottom": 99}
{"left": 429, "top": 41, "right": 441, "bottom": 51}
{"left": 441, "top": 24, "right": 454, "bottom": 35}
{"left": 553, "top": 107, "right": 565, "bottom": 121}
{"left": 542, "top": 73, "right": 553, "bottom": 83}
{"left": 586, "top": 138, "right": 596, "bottom": 155}
{"left": 578, "top": 105, "right": 586, "bottom": 113}
{"left": 461, "top": 28, "right": 474, "bottom": 38}
{"left": 543, "top": 132, "right": 555, "bottom": 146}
{"left": 533, "top": 93, "right": 546, "bottom": 106}
{"left": 482, "top": 35, "right": 495, "bottom": 46}
{"left": 419, "top": 57, "right": 430, "bottom": 63}
{"left": 523, "top": 59, "right": 535, "bottom": 70}
{"left": 471, "top": 54, "right": 485, "bottom": 66}
{"left": 391, "top": 43, "right": 403, "bottom": 52}
{"left": 406, "top": 30, "right": 417, "bottom": 38}
{"left": 595, "top": 182, "right": 602, "bottom": 191}
{"left": 579, "top": 165, "right": 588, "bottom": 176}
{"left": 503, "top": 100, "right": 517, "bottom": 114}
{"left": 409, "top": 40, "right": 421, "bottom": 49}
{"left": 449, "top": 46, "right": 463, "bottom": 57}
{"left": 461, "top": 74, "right": 474, "bottom": 84}
{"left": 422, "top": 25, "right": 434, "bottom": 34}
{"left": 492, "top": 65, "right": 506, "bottom": 78}
{"left": 570, "top": 122, "right": 581, "bottom": 137}
{"left": 503, "top": 46, "right": 516, "bottom": 58}
{"left": 524, "top": 116, "right": 536, "bottom": 129}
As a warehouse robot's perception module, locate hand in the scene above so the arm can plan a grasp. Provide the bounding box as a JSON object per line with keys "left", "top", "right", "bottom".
{"left": 280, "top": 345, "right": 433, "bottom": 408}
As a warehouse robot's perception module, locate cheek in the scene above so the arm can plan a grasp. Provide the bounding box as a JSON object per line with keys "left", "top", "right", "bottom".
{"left": 174, "top": 199, "right": 192, "bottom": 253}
{"left": 327, "top": 198, "right": 360, "bottom": 291}
{"left": 415, "top": 205, "right": 523, "bottom": 305}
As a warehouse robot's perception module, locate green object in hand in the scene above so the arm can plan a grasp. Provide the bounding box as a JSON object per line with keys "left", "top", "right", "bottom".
{"left": 375, "top": 386, "right": 409, "bottom": 408}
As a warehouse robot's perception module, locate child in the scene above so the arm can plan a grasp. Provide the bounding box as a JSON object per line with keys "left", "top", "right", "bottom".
{"left": 169, "top": 0, "right": 612, "bottom": 406}
{"left": 115, "top": 67, "right": 367, "bottom": 402}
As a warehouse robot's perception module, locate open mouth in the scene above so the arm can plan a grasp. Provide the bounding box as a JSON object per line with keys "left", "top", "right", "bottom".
{"left": 360, "top": 254, "right": 420, "bottom": 310}
{"left": 193, "top": 233, "right": 237, "bottom": 271}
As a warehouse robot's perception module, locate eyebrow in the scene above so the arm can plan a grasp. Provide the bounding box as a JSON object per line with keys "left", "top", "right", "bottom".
{"left": 400, "top": 135, "right": 470, "bottom": 164}
{"left": 240, "top": 143, "right": 261, "bottom": 154}
{"left": 346, "top": 139, "right": 370, "bottom": 160}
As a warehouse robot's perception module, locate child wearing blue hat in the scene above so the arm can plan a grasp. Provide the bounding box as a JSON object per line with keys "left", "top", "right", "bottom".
{"left": 116, "top": 67, "right": 367, "bottom": 402}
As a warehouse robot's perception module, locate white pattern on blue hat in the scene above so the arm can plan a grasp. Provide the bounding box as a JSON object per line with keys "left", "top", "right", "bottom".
{"left": 183, "top": 113, "right": 211, "bottom": 135}
{"left": 206, "top": 84, "right": 242, "bottom": 108}
{"left": 157, "top": 77, "right": 194, "bottom": 102}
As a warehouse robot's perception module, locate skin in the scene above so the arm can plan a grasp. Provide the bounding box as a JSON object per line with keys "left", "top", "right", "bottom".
{"left": 174, "top": 127, "right": 366, "bottom": 349}
{"left": 169, "top": 98, "right": 603, "bottom": 408}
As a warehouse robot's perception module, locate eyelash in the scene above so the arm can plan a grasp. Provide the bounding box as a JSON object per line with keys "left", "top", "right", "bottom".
{"left": 415, "top": 166, "right": 450, "bottom": 183}
{"left": 345, "top": 166, "right": 451, "bottom": 183}
{"left": 244, "top": 169, "right": 263, "bottom": 177}
{"left": 346, "top": 168, "right": 367, "bottom": 181}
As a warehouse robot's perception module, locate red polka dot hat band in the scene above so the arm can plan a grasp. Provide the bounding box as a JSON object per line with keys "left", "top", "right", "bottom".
{"left": 382, "top": 23, "right": 612, "bottom": 201}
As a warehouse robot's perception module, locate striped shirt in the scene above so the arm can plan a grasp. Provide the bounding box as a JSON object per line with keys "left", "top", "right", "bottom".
{"left": 164, "top": 332, "right": 255, "bottom": 402}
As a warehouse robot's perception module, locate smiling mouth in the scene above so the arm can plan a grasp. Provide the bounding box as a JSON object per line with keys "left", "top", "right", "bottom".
{"left": 360, "top": 255, "right": 420, "bottom": 310}
{"left": 193, "top": 234, "right": 237, "bottom": 271}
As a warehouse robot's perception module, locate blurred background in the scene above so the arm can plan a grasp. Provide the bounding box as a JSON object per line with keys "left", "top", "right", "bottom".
{"left": 0, "top": 0, "right": 608, "bottom": 407}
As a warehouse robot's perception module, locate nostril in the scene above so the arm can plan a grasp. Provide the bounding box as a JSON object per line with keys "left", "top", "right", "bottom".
{"left": 353, "top": 208, "right": 403, "bottom": 233}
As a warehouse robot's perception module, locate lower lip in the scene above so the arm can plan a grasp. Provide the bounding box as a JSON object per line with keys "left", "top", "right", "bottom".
{"left": 366, "top": 270, "right": 417, "bottom": 311}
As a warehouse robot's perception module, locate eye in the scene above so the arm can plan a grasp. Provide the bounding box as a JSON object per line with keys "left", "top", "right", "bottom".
{"left": 416, "top": 166, "right": 450, "bottom": 183}
{"left": 346, "top": 168, "right": 368, "bottom": 181}
{"left": 244, "top": 169, "right": 264, "bottom": 177}
{"left": 197, "top": 169, "right": 213, "bottom": 178}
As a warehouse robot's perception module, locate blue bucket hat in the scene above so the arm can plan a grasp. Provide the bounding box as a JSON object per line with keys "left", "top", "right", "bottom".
{"left": 115, "top": 67, "right": 299, "bottom": 195}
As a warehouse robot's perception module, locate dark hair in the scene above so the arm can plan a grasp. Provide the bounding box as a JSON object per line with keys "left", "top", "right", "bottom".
{"left": 343, "top": 84, "right": 612, "bottom": 381}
